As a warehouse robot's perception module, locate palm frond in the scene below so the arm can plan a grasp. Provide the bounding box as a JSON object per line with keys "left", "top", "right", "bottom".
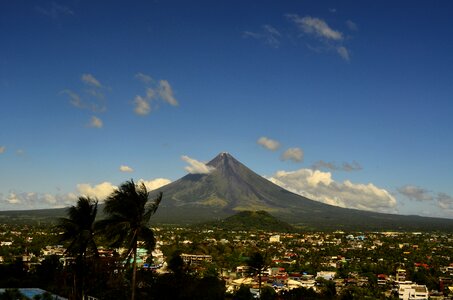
{"left": 138, "top": 226, "right": 156, "bottom": 252}
{"left": 58, "top": 197, "right": 98, "bottom": 257}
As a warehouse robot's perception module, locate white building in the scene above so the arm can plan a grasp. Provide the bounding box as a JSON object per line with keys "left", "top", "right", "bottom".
{"left": 316, "top": 271, "right": 336, "bottom": 281}
{"left": 398, "top": 284, "right": 428, "bottom": 300}
{"left": 396, "top": 269, "right": 407, "bottom": 282}
{"left": 269, "top": 235, "right": 280, "bottom": 243}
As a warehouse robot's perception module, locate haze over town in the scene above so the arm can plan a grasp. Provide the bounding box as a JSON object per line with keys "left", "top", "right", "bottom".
{"left": 1, "top": 1, "right": 453, "bottom": 219}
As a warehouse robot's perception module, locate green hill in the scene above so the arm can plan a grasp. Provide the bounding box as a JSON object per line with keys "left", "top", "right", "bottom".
{"left": 198, "top": 210, "right": 296, "bottom": 232}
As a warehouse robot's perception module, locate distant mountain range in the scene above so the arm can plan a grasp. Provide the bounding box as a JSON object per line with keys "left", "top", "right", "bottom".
{"left": 1, "top": 152, "right": 453, "bottom": 231}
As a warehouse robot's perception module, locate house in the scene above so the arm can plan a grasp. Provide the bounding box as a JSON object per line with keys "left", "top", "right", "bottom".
{"left": 316, "top": 271, "right": 336, "bottom": 281}
{"left": 396, "top": 269, "right": 407, "bottom": 282}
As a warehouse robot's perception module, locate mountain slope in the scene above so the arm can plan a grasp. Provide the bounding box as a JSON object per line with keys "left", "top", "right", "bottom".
{"left": 151, "top": 153, "right": 453, "bottom": 231}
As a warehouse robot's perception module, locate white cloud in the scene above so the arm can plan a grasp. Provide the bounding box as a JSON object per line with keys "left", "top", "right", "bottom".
{"left": 43, "top": 194, "right": 57, "bottom": 204}
{"left": 287, "top": 15, "right": 343, "bottom": 41}
{"left": 146, "top": 88, "right": 156, "bottom": 99}
{"left": 61, "top": 89, "right": 84, "bottom": 108}
{"left": 437, "top": 193, "right": 453, "bottom": 210}
{"left": 0, "top": 146, "right": 5, "bottom": 154}
{"left": 119, "top": 165, "right": 134, "bottom": 173}
{"left": 82, "top": 73, "right": 102, "bottom": 88}
{"left": 88, "top": 116, "right": 103, "bottom": 128}
{"left": 181, "top": 155, "right": 215, "bottom": 174}
{"left": 159, "top": 80, "right": 179, "bottom": 106}
{"left": 138, "top": 178, "right": 172, "bottom": 191}
{"left": 281, "top": 147, "right": 303, "bottom": 162}
{"left": 7, "top": 193, "right": 21, "bottom": 204}
{"left": 35, "top": 2, "right": 74, "bottom": 18}
{"left": 61, "top": 73, "right": 107, "bottom": 114}
{"left": 337, "top": 46, "right": 350, "bottom": 61}
{"left": 77, "top": 178, "right": 171, "bottom": 202}
{"left": 0, "top": 178, "right": 172, "bottom": 210}
{"left": 286, "top": 14, "right": 352, "bottom": 61}
{"left": 346, "top": 20, "right": 358, "bottom": 31}
{"left": 1, "top": 191, "right": 79, "bottom": 210}
{"left": 135, "top": 72, "right": 154, "bottom": 84}
{"left": 268, "top": 168, "right": 397, "bottom": 213}
{"left": 133, "top": 74, "right": 179, "bottom": 115}
{"left": 257, "top": 137, "right": 280, "bottom": 151}
{"left": 77, "top": 182, "right": 117, "bottom": 201}
{"left": 397, "top": 185, "right": 433, "bottom": 201}
{"left": 312, "top": 160, "right": 362, "bottom": 172}
{"left": 243, "top": 24, "right": 281, "bottom": 48}
{"left": 133, "top": 95, "right": 151, "bottom": 115}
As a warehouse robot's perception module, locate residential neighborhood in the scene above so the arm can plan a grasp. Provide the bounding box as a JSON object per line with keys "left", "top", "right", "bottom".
{"left": 1, "top": 222, "right": 452, "bottom": 299}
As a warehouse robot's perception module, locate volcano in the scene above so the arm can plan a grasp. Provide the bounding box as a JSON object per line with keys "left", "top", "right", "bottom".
{"left": 1, "top": 152, "right": 452, "bottom": 231}
{"left": 151, "top": 152, "right": 453, "bottom": 231}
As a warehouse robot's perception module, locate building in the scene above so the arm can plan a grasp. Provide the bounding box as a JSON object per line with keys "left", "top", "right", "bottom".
{"left": 396, "top": 269, "right": 407, "bottom": 282}
{"left": 398, "top": 284, "right": 428, "bottom": 300}
{"left": 316, "top": 271, "right": 336, "bottom": 281}
{"left": 269, "top": 235, "right": 280, "bottom": 243}
{"left": 180, "top": 254, "right": 212, "bottom": 265}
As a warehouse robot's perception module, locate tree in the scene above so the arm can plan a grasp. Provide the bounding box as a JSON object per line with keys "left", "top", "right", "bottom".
{"left": 58, "top": 196, "right": 98, "bottom": 299}
{"left": 247, "top": 251, "right": 267, "bottom": 296}
{"left": 167, "top": 250, "right": 186, "bottom": 276}
{"left": 97, "top": 180, "right": 162, "bottom": 300}
{"left": 233, "top": 285, "right": 254, "bottom": 300}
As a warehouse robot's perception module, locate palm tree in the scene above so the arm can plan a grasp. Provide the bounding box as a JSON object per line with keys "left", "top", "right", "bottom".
{"left": 97, "top": 179, "right": 162, "bottom": 300}
{"left": 58, "top": 196, "right": 99, "bottom": 299}
{"left": 247, "top": 251, "right": 267, "bottom": 296}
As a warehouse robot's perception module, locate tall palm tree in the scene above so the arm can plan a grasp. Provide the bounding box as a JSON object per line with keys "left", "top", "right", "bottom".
{"left": 247, "top": 251, "right": 267, "bottom": 296}
{"left": 58, "top": 196, "right": 99, "bottom": 299}
{"left": 97, "top": 179, "right": 162, "bottom": 300}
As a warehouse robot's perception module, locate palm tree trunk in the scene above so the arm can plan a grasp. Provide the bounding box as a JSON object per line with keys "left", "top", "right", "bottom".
{"left": 131, "top": 238, "right": 138, "bottom": 300}
{"left": 258, "top": 270, "right": 262, "bottom": 296}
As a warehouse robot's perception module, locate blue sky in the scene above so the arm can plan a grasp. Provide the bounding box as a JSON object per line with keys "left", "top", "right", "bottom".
{"left": 1, "top": 0, "right": 453, "bottom": 218}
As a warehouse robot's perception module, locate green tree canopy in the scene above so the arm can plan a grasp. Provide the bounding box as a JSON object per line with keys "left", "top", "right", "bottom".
{"left": 97, "top": 179, "right": 162, "bottom": 300}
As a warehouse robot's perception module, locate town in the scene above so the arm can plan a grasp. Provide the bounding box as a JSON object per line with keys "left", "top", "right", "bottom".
{"left": 1, "top": 222, "right": 452, "bottom": 299}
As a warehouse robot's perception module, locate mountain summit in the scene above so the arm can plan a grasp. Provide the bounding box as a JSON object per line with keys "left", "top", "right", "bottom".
{"left": 152, "top": 153, "right": 453, "bottom": 230}
{"left": 155, "top": 152, "right": 318, "bottom": 216}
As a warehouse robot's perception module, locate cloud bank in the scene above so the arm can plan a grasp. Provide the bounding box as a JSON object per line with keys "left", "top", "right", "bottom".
{"left": 0, "top": 177, "right": 172, "bottom": 210}
{"left": 1, "top": 191, "right": 78, "bottom": 210}
{"left": 268, "top": 168, "right": 397, "bottom": 213}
